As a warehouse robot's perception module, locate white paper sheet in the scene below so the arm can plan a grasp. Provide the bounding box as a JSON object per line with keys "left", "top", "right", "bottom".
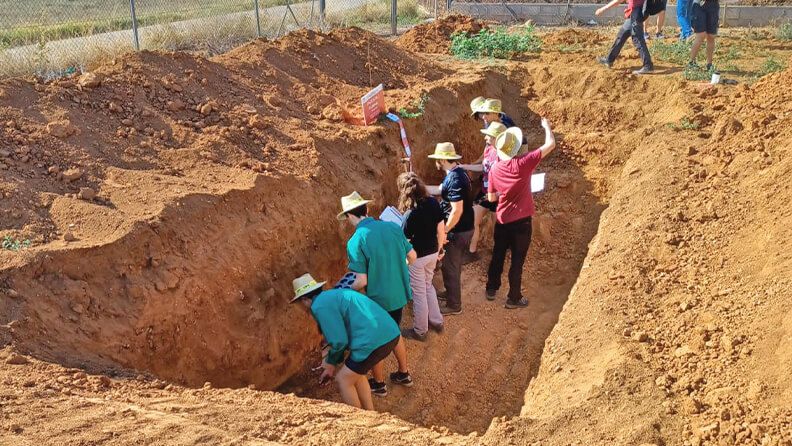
{"left": 531, "top": 173, "right": 546, "bottom": 193}
{"left": 379, "top": 206, "right": 404, "bottom": 226}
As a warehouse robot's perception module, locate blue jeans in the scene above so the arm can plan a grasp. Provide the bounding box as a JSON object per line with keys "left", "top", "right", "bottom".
{"left": 677, "top": 0, "right": 693, "bottom": 38}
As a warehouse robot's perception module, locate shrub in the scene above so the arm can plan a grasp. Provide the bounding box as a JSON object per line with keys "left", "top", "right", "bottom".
{"left": 778, "top": 23, "right": 792, "bottom": 41}
{"left": 756, "top": 56, "right": 786, "bottom": 77}
{"left": 450, "top": 26, "right": 541, "bottom": 60}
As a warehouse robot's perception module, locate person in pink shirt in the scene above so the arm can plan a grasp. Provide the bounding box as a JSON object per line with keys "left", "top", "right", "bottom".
{"left": 485, "top": 118, "right": 556, "bottom": 308}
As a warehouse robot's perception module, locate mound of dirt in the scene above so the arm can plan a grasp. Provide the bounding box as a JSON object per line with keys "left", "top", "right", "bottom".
{"left": 542, "top": 27, "right": 608, "bottom": 46}
{"left": 396, "top": 14, "right": 488, "bottom": 54}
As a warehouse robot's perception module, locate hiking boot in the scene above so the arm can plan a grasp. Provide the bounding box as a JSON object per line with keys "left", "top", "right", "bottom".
{"left": 485, "top": 289, "right": 497, "bottom": 301}
{"left": 632, "top": 66, "right": 654, "bottom": 75}
{"left": 463, "top": 251, "right": 480, "bottom": 265}
{"left": 439, "top": 304, "right": 462, "bottom": 315}
{"left": 389, "top": 371, "right": 413, "bottom": 387}
{"left": 505, "top": 298, "right": 529, "bottom": 309}
{"left": 597, "top": 56, "right": 612, "bottom": 68}
{"left": 401, "top": 327, "right": 427, "bottom": 342}
{"left": 368, "top": 378, "right": 388, "bottom": 397}
{"left": 429, "top": 323, "right": 444, "bottom": 333}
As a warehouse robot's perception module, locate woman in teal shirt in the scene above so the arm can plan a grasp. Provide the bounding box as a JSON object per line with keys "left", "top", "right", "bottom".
{"left": 291, "top": 273, "right": 403, "bottom": 410}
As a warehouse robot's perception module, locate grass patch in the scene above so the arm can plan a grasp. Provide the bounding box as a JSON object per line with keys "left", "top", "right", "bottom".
{"left": 778, "top": 23, "right": 792, "bottom": 41}
{"left": 450, "top": 26, "right": 542, "bottom": 60}
{"left": 398, "top": 93, "right": 429, "bottom": 119}
{"left": 554, "top": 43, "right": 584, "bottom": 53}
{"left": 683, "top": 65, "right": 714, "bottom": 81}
{"left": 1, "top": 236, "right": 31, "bottom": 252}
{"left": 755, "top": 56, "right": 786, "bottom": 78}
{"left": 667, "top": 117, "right": 699, "bottom": 131}
{"left": 652, "top": 39, "right": 692, "bottom": 65}
{"left": 326, "top": 0, "right": 428, "bottom": 28}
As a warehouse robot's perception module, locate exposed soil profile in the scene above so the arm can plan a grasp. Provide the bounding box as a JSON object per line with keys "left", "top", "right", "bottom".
{"left": 1, "top": 17, "right": 791, "bottom": 446}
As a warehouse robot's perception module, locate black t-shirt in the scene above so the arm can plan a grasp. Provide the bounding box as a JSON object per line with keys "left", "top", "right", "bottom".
{"left": 403, "top": 197, "right": 445, "bottom": 258}
{"left": 440, "top": 166, "right": 474, "bottom": 234}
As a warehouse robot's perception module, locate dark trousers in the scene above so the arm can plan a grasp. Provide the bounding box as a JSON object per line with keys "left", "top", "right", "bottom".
{"left": 606, "top": 8, "right": 653, "bottom": 69}
{"left": 441, "top": 229, "right": 473, "bottom": 310}
{"left": 486, "top": 217, "right": 532, "bottom": 303}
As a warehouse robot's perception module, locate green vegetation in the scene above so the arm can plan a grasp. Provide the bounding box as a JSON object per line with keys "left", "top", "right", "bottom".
{"left": 450, "top": 26, "right": 542, "bottom": 60}
{"left": 755, "top": 56, "right": 786, "bottom": 77}
{"left": 326, "top": 0, "right": 428, "bottom": 28}
{"left": 2, "top": 236, "right": 31, "bottom": 252}
{"left": 667, "top": 117, "right": 699, "bottom": 131}
{"left": 683, "top": 64, "right": 714, "bottom": 81}
{"left": 398, "top": 93, "right": 429, "bottom": 119}
{"left": 554, "top": 43, "right": 583, "bottom": 54}
{"left": 778, "top": 23, "right": 792, "bottom": 41}
{"left": 652, "top": 39, "right": 693, "bottom": 65}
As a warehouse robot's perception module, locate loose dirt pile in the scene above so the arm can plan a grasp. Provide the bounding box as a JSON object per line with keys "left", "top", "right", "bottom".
{"left": 1, "top": 20, "right": 792, "bottom": 446}
{"left": 395, "top": 14, "right": 488, "bottom": 54}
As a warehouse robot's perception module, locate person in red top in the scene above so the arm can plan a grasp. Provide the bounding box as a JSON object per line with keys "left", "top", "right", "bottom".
{"left": 595, "top": 0, "right": 654, "bottom": 75}
{"left": 486, "top": 119, "right": 556, "bottom": 308}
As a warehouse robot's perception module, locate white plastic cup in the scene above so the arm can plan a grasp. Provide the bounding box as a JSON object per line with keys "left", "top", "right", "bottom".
{"left": 711, "top": 72, "right": 721, "bottom": 84}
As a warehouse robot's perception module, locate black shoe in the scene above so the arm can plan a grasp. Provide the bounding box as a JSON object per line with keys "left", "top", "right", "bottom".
{"left": 368, "top": 378, "right": 387, "bottom": 397}
{"left": 429, "top": 323, "right": 444, "bottom": 333}
{"left": 597, "top": 56, "right": 612, "bottom": 68}
{"left": 705, "top": 63, "right": 714, "bottom": 71}
{"left": 401, "top": 327, "right": 427, "bottom": 342}
{"left": 632, "top": 66, "right": 654, "bottom": 75}
{"left": 463, "top": 251, "right": 480, "bottom": 265}
{"left": 439, "top": 304, "right": 462, "bottom": 315}
{"left": 485, "top": 289, "right": 497, "bottom": 301}
{"left": 389, "top": 371, "right": 413, "bottom": 387}
{"left": 505, "top": 298, "right": 529, "bottom": 309}
{"left": 436, "top": 290, "right": 447, "bottom": 301}
{"left": 687, "top": 61, "right": 701, "bottom": 70}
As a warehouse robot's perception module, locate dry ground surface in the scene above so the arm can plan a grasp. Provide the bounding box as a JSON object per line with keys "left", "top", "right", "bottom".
{"left": 1, "top": 19, "right": 791, "bottom": 446}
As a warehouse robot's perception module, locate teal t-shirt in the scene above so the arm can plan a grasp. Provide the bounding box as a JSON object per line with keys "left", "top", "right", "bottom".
{"left": 346, "top": 217, "right": 413, "bottom": 312}
{"left": 310, "top": 288, "right": 400, "bottom": 365}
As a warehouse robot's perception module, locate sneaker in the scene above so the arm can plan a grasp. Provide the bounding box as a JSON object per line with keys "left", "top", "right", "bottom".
{"left": 643, "top": 32, "right": 651, "bottom": 41}
{"left": 655, "top": 32, "right": 665, "bottom": 40}
{"left": 705, "top": 63, "right": 714, "bottom": 71}
{"left": 463, "top": 251, "right": 480, "bottom": 265}
{"left": 687, "top": 61, "right": 701, "bottom": 70}
{"left": 368, "top": 378, "right": 388, "bottom": 397}
{"left": 485, "top": 289, "right": 497, "bottom": 301}
{"left": 429, "top": 323, "right": 444, "bottom": 333}
{"left": 632, "top": 66, "right": 654, "bottom": 75}
{"left": 505, "top": 297, "right": 529, "bottom": 309}
{"left": 401, "top": 327, "right": 427, "bottom": 342}
{"left": 389, "top": 371, "right": 413, "bottom": 387}
{"left": 597, "top": 56, "right": 612, "bottom": 68}
{"left": 439, "top": 304, "right": 462, "bottom": 315}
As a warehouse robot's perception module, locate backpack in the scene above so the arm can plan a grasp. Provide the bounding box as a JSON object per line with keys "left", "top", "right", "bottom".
{"left": 644, "top": 0, "right": 666, "bottom": 16}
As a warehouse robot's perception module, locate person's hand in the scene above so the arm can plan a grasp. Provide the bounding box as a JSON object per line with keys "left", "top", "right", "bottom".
{"left": 595, "top": 7, "right": 605, "bottom": 16}
{"left": 319, "top": 363, "right": 336, "bottom": 384}
{"left": 541, "top": 117, "right": 551, "bottom": 130}
{"left": 437, "top": 248, "right": 446, "bottom": 261}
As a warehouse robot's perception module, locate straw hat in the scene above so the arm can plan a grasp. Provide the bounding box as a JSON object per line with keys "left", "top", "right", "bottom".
{"left": 469, "top": 96, "right": 485, "bottom": 116}
{"left": 480, "top": 121, "right": 507, "bottom": 138}
{"left": 477, "top": 98, "right": 502, "bottom": 114}
{"left": 336, "top": 191, "right": 372, "bottom": 221}
{"left": 290, "top": 273, "right": 326, "bottom": 303}
{"left": 427, "top": 142, "right": 462, "bottom": 160}
{"left": 495, "top": 127, "right": 525, "bottom": 161}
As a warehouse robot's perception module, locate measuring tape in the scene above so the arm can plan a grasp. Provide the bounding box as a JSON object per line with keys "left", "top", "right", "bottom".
{"left": 385, "top": 113, "right": 412, "bottom": 171}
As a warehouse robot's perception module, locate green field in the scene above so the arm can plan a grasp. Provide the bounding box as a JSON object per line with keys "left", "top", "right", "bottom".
{"left": 0, "top": 0, "right": 289, "bottom": 48}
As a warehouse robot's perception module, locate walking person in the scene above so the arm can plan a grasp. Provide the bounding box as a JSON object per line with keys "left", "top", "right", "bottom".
{"left": 425, "top": 143, "right": 474, "bottom": 316}
{"left": 459, "top": 121, "right": 507, "bottom": 262}
{"left": 290, "top": 273, "right": 402, "bottom": 410}
{"left": 643, "top": 0, "right": 667, "bottom": 40}
{"left": 688, "top": 0, "right": 719, "bottom": 71}
{"left": 677, "top": 0, "right": 694, "bottom": 40}
{"left": 596, "top": 0, "right": 654, "bottom": 75}
{"left": 338, "top": 191, "right": 417, "bottom": 397}
{"left": 397, "top": 172, "right": 446, "bottom": 341}
{"left": 486, "top": 119, "right": 556, "bottom": 308}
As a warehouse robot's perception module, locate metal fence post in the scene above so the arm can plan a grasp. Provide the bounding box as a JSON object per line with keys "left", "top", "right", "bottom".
{"left": 254, "top": 0, "right": 262, "bottom": 37}
{"left": 129, "top": 0, "right": 140, "bottom": 50}
{"left": 319, "top": 0, "right": 326, "bottom": 22}
{"left": 391, "top": 0, "right": 397, "bottom": 35}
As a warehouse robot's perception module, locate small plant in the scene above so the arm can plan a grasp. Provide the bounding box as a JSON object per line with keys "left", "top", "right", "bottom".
{"left": 555, "top": 43, "right": 583, "bottom": 53}
{"left": 683, "top": 65, "right": 714, "bottom": 81}
{"left": 652, "top": 39, "right": 692, "bottom": 65}
{"left": 398, "top": 93, "right": 429, "bottom": 119}
{"left": 667, "top": 117, "right": 699, "bottom": 131}
{"left": 2, "top": 236, "right": 32, "bottom": 252}
{"left": 450, "top": 26, "right": 542, "bottom": 60}
{"left": 778, "top": 23, "right": 792, "bottom": 41}
{"left": 756, "top": 56, "right": 786, "bottom": 77}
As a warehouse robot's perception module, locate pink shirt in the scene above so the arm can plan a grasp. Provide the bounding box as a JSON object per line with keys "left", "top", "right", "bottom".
{"left": 481, "top": 144, "right": 498, "bottom": 189}
{"left": 488, "top": 149, "right": 542, "bottom": 224}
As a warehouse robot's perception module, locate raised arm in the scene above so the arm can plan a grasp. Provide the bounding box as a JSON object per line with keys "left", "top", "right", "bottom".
{"left": 595, "top": 0, "right": 623, "bottom": 15}
{"left": 538, "top": 117, "right": 556, "bottom": 159}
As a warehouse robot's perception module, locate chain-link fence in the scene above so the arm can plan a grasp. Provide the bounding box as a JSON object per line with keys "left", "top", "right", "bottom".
{"left": 0, "top": 0, "right": 432, "bottom": 79}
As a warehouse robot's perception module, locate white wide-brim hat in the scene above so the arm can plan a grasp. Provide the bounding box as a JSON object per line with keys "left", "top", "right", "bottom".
{"left": 495, "top": 127, "right": 525, "bottom": 161}
{"left": 481, "top": 121, "right": 507, "bottom": 138}
{"left": 427, "top": 142, "right": 462, "bottom": 160}
{"left": 290, "top": 273, "right": 326, "bottom": 302}
{"left": 336, "top": 191, "right": 373, "bottom": 221}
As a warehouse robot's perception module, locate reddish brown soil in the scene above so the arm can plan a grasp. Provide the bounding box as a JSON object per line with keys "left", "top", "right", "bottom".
{"left": 395, "top": 14, "right": 488, "bottom": 54}
{"left": 1, "top": 16, "right": 792, "bottom": 446}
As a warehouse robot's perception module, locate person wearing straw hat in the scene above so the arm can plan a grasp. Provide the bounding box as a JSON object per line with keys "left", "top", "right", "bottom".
{"left": 459, "top": 121, "right": 507, "bottom": 263}
{"left": 337, "top": 191, "right": 416, "bottom": 396}
{"left": 425, "top": 143, "right": 474, "bottom": 316}
{"left": 471, "top": 98, "right": 516, "bottom": 129}
{"left": 290, "top": 273, "right": 403, "bottom": 410}
{"left": 485, "top": 118, "right": 556, "bottom": 309}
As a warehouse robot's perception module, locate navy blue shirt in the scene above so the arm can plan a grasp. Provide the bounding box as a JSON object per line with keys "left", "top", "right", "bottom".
{"left": 440, "top": 166, "right": 474, "bottom": 233}
{"left": 482, "top": 113, "right": 516, "bottom": 129}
